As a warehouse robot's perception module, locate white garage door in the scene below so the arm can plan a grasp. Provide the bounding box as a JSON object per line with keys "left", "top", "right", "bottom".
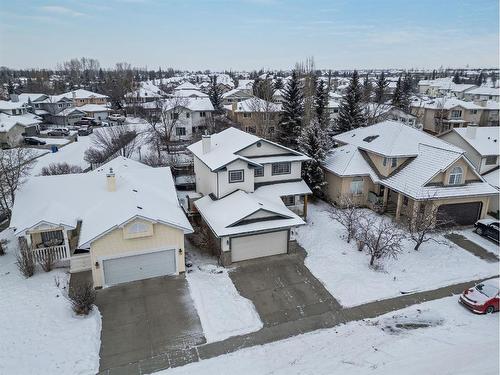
{"left": 102, "top": 249, "right": 176, "bottom": 287}
{"left": 231, "top": 231, "right": 288, "bottom": 262}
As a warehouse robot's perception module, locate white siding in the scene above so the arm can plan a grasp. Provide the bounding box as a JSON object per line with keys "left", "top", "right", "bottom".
{"left": 194, "top": 156, "right": 218, "bottom": 196}
{"left": 254, "top": 161, "right": 302, "bottom": 184}
{"left": 217, "top": 159, "right": 254, "bottom": 197}
{"left": 238, "top": 141, "right": 288, "bottom": 157}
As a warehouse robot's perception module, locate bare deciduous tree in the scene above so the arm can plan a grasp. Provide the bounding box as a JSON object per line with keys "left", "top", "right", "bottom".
{"left": 357, "top": 216, "right": 405, "bottom": 267}
{"left": 84, "top": 126, "right": 138, "bottom": 165}
{"left": 40, "top": 163, "right": 83, "bottom": 176}
{"left": 330, "top": 197, "right": 362, "bottom": 244}
{"left": 0, "top": 148, "right": 37, "bottom": 217}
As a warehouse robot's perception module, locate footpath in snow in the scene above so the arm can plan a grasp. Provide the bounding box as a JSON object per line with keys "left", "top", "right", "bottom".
{"left": 158, "top": 295, "right": 499, "bottom": 375}
{"left": 185, "top": 249, "right": 262, "bottom": 343}
{"left": 295, "top": 201, "right": 499, "bottom": 307}
{"left": 0, "top": 229, "right": 101, "bottom": 375}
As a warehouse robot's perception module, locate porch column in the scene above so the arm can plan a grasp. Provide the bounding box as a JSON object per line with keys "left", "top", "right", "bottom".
{"left": 382, "top": 187, "right": 389, "bottom": 208}
{"left": 303, "top": 195, "right": 308, "bottom": 219}
{"left": 395, "top": 193, "right": 403, "bottom": 221}
{"left": 62, "top": 230, "right": 70, "bottom": 259}
{"left": 410, "top": 200, "right": 420, "bottom": 229}
{"left": 25, "top": 233, "right": 32, "bottom": 249}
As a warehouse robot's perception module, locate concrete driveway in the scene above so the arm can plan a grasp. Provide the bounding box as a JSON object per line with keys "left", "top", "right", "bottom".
{"left": 95, "top": 275, "right": 205, "bottom": 373}
{"left": 229, "top": 242, "right": 341, "bottom": 326}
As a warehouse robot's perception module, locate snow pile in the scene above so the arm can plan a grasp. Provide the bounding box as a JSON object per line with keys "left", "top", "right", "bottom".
{"left": 156, "top": 296, "right": 499, "bottom": 375}
{"left": 186, "top": 251, "right": 262, "bottom": 343}
{"left": 295, "top": 201, "right": 499, "bottom": 307}
{"left": 0, "top": 229, "right": 101, "bottom": 375}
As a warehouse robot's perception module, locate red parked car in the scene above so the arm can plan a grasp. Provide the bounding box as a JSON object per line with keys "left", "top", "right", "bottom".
{"left": 459, "top": 280, "right": 499, "bottom": 314}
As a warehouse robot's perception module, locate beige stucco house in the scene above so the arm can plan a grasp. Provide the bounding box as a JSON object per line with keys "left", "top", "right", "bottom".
{"left": 187, "top": 127, "right": 311, "bottom": 265}
{"left": 9, "top": 157, "right": 193, "bottom": 289}
{"left": 323, "top": 121, "right": 497, "bottom": 226}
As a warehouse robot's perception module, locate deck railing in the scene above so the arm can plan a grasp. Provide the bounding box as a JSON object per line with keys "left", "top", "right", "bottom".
{"left": 32, "top": 245, "right": 69, "bottom": 263}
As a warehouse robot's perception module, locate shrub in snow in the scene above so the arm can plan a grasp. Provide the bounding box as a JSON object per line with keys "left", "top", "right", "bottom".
{"left": 69, "top": 282, "right": 96, "bottom": 316}
{"left": 356, "top": 216, "right": 406, "bottom": 267}
{"left": 41, "top": 251, "right": 55, "bottom": 272}
{"left": 0, "top": 239, "right": 7, "bottom": 256}
{"left": 41, "top": 162, "right": 83, "bottom": 175}
{"left": 16, "top": 237, "right": 35, "bottom": 278}
{"left": 330, "top": 197, "right": 362, "bottom": 244}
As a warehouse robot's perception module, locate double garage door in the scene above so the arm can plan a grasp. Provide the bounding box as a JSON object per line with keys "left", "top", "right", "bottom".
{"left": 437, "top": 202, "right": 482, "bottom": 226}
{"left": 102, "top": 249, "right": 176, "bottom": 287}
{"left": 231, "top": 230, "right": 288, "bottom": 262}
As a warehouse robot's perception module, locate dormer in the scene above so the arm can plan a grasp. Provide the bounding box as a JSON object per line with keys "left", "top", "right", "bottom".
{"left": 427, "top": 157, "right": 481, "bottom": 187}
{"left": 364, "top": 151, "right": 411, "bottom": 178}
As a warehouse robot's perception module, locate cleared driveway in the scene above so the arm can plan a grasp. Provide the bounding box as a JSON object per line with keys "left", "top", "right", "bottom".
{"left": 96, "top": 275, "right": 205, "bottom": 372}
{"left": 229, "top": 243, "right": 341, "bottom": 326}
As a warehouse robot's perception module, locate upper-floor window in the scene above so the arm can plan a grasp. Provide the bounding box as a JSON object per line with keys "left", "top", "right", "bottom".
{"left": 199, "top": 111, "right": 206, "bottom": 117}
{"left": 254, "top": 167, "right": 264, "bottom": 177}
{"left": 485, "top": 155, "right": 497, "bottom": 165}
{"left": 171, "top": 112, "right": 179, "bottom": 120}
{"left": 350, "top": 177, "right": 364, "bottom": 195}
{"left": 128, "top": 222, "right": 149, "bottom": 235}
{"left": 451, "top": 110, "right": 462, "bottom": 118}
{"left": 469, "top": 109, "right": 478, "bottom": 115}
{"left": 272, "top": 162, "right": 291, "bottom": 175}
{"left": 448, "top": 166, "right": 463, "bottom": 185}
{"left": 186, "top": 112, "right": 190, "bottom": 118}
{"left": 176, "top": 127, "right": 186, "bottom": 136}
{"left": 391, "top": 158, "right": 397, "bottom": 168}
{"left": 228, "top": 169, "right": 244, "bottom": 183}
{"left": 243, "top": 112, "right": 251, "bottom": 118}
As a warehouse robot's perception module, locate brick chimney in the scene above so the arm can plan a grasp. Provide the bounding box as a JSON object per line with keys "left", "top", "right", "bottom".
{"left": 106, "top": 168, "right": 116, "bottom": 192}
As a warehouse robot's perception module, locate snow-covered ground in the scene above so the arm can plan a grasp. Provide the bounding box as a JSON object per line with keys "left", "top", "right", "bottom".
{"left": 295, "top": 201, "right": 499, "bottom": 307}
{"left": 0, "top": 229, "right": 101, "bottom": 375}
{"left": 455, "top": 227, "right": 499, "bottom": 257}
{"left": 185, "top": 250, "right": 262, "bottom": 343}
{"left": 158, "top": 296, "right": 499, "bottom": 375}
{"left": 30, "top": 136, "right": 71, "bottom": 145}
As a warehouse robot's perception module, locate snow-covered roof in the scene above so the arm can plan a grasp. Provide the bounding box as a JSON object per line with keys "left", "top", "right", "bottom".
{"left": 125, "top": 83, "right": 165, "bottom": 99}
{"left": 175, "top": 81, "right": 198, "bottom": 90}
{"left": 333, "top": 121, "right": 463, "bottom": 157}
{"left": 54, "top": 89, "right": 108, "bottom": 101}
{"left": 482, "top": 168, "right": 499, "bottom": 189}
{"left": 482, "top": 100, "right": 500, "bottom": 110}
{"left": 54, "top": 107, "right": 87, "bottom": 117}
{"left": 188, "top": 127, "right": 305, "bottom": 171}
{"left": 78, "top": 104, "right": 112, "bottom": 113}
{"left": 237, "top": 79, "right": 254, "bottom": 89}
{"left": 0, "top": 113, "right": 42, "bottom": 133}
{"left": 448, "top": 127, "right": 500, "bottom": 156}
{"left": 10, "top": 157, "right": 193, "bottom": 248}
{"left": 412, "top": 98, "right": 483, "bottom": 111}
{"left": 466, "top": 86, "right": 500, "bottom": 96}
{"left": 323, "top": 144, "right": 380, "bottom": 182}
{"left": 254, "top": 180, "right": 312, "bottom": 201}
{"left": 194, "top": 190, "right": 305, "bottom": 237}
{"left": 233, "top": 97, "right": 281, "bottom": 112}
{"left": 0, "top": 100, "right": 27, "bottom": 111}
{"left": 17, "top": 93, "right": 48, "bottom": 103}
{"left": 222, "top": 88, "right": 253, "bottom": 99}
{"left": 172, "top": 89, "right": 208, "bottom": 98}
{"left": 142, "top": 97, "right": 214, "bottom": 112}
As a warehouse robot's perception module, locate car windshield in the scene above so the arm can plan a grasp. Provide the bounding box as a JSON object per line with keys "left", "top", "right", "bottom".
{"left": 475, "top": 283, "right": 498, "bottom": 298}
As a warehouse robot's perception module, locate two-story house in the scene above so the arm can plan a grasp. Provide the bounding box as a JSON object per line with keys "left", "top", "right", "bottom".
{"left": 221, "top": 88, "right": 254, "bottom": 105}
{"left": 226, "top": 97, "right": 282, "bottom": 138}
{"left": 0, "top": 100, "right": 42, "bottom": 147}
{"left": 323, "top": 121, "right": 496, "bottom": 226}
{"left": 54, "top": 89, "right": 109, "bottom": 107}
{"left": 125, "top": 82, "right": 166, "bottom": 105}
{"left": 439, "top": 126, "right": 500, "bottom": 216}
{"left": 187, "top": 127, "right": 311, "bottom": 265}
{"left": 410, "top": 98, "right": 483, "bottom": 134}
{"left": 464, "top": 86, "right": 500, "bottom": 102}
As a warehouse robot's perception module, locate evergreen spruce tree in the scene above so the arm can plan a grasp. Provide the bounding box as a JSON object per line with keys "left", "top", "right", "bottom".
{"left": 391, "top": 76, "right": 402, "bottom": 108}
{"left": 374, "top": 72, "right": 388, "bottom": 104}
{"left": 452, "top": 71, "right": 461, "bottom": 84}
{"left": 431, "top": 70, "right": 437, "bottom": 80}
{"left": 274, "top": 77, "right": 284, "bottom": 90}
{"left": 278, "top": 70, "right": 304, "bottom": 149}
{"left": 314, "top": 80, "right": 329, "bottom": 130}
{"left": 208, "top": 75, "right": 224, "bottom": 115}
{"left": 362, "top": 73, "right": 372, "bottom": 102}
{"left": 399, "top": 73, "right": 413, "bottom": 112}
{"left": 298, "top": 119, "right": 329, "bottom": 197}
{"left": 336, "top": 70, "right": 364, "bottom": 132}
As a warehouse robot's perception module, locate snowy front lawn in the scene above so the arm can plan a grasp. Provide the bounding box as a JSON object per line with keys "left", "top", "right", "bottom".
{"left": 0, "top": 229, "right": 101, "bottom": 375}
{"left": 295, "top": 201, "right": 499, "bottom": 307}
{"left": 186, "top": 250, "right": 262, "bottom": 343}
{"left": 455, "top": 227, "right": 499, "bottom": 257}
{"left": 157, "top": 295, "right": 499, "bottom": 375}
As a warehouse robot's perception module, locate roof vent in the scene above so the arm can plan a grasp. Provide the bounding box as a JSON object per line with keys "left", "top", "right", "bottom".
{"left": 132, "top": 189, "right": 138, "bottom": 192}
{"left": 136, "top": 206, "right": 143, "bottom": 210}
{"left": 363, "top": 135, "right": 379, "bottom": 143}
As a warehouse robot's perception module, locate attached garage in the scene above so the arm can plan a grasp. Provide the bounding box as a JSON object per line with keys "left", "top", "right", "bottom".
{"left": 231, "top": 230, "right": 288, "bottom": 262}
{"left": 437, "top": 201, "right": 482, "bottom": 226}
{"left": 102, "top": 248, "right": 177, "bottom": 287}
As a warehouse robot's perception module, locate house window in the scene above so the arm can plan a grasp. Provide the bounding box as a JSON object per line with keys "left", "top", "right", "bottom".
{"left": 403, "top": 196, "right": 409, "bottom": 206}
{"left": 391, "top": 158, "right": 397, "bottom": 167}
{"left": 451, "top": 110, "right": 462, "bottom": 118}
{"left": 243, "top": 112, "right": 251, "bottom": 118}
{"left": 186, "top": 112, "right": 190, "bottom": 118}
{"left": 350, "top": 177, "right": 364, "bottom": 195}
{"left": 383, "top": 157, "right": 388, "bottom": 166}
{"left": 41, "top": 230, "right": 63, "bottom": 245}
{"left": 228, "top": 169, "right": 244, "bottom": 183}
{"left": 281, "top": 195, "right": 295, "bottom": 206}
{"left": 469, "top": 109, "right": 478, "bottom": 115}
{"left": 245, "top": 126, "right": 256, "bottom": 133}
{"left": 254, "top": 167, "right": 264, "bottom": 177}
{"left": 176, "top": 127, "right": 186, "bottom": 136}
{"left": 485, "top": 155, "right": 497, "bottom": 165}
{"left": 448, "top": 166, "right": 463, "bottom": 185}
{"left": 128, "top": 222, "right": 149, "bottom": 234}
{"left": 199, "top": 111, "right": 206, "bottom": 117}
{"left": 171, "top": 112, "right": 179, "bottom": 120}
{"left": 272, "top": 162, "right": 291, "bottom": 175}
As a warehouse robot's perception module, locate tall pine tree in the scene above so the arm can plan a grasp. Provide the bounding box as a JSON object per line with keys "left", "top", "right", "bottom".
{"left": 362, "top": 73, "right": 372, "bottom": 102}
{"left": 314, "top": 80, "right": 329, "bottom": 130}
{"left": 336, "top": 70, "right": 364, "bottom": 132}
{"left": 452, "top": 71, "right": 461, "bottom": 84}
{"left": 298, "top": 119, "right": 329, "bottom": 197}
{"left": 208, "top": 75, "right": 224, "bottom": 115}
{"left": 374, "top": 72, "right": 388, "bottom": 104}
{"left": 278, "top": 70, "right": 304, "bottom": 149}
{"left": 391, "top": 76, "right": 402, "bottom": 108}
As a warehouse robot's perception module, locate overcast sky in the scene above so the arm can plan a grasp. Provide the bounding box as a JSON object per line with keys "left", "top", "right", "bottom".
{"left": 0, "top": 0, "right": 498, "bottom": 71}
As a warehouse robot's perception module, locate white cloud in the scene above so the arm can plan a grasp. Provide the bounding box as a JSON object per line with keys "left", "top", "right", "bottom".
{"left": 40, "top": 5, "right": 85, "bottom": 17}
